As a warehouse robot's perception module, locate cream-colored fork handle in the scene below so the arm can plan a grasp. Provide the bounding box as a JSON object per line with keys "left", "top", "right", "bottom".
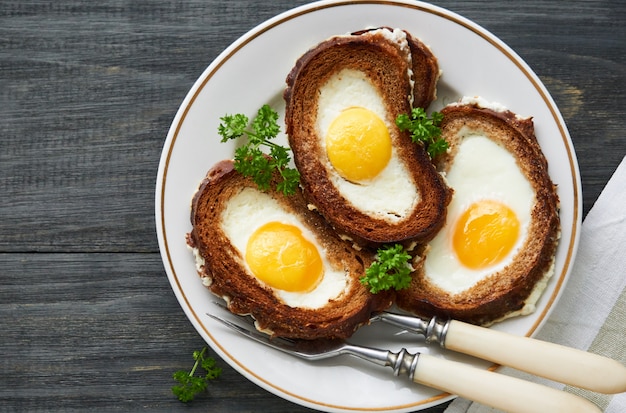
{"left": 443, "top": 320, "right": 626, "bottom": 394}
{"left": 414, "top": 353, "right": 601, "bottom": 413}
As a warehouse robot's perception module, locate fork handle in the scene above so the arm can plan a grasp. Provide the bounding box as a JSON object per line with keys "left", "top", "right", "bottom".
{"left": 413, "top": 353, "right": 600, "bottom": 413}
{"left": 444, "top": 320, "right": 626, "bottom": 394}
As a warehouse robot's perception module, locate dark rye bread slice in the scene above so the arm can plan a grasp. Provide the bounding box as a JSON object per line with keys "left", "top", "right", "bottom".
{"left": 186, "top": 160, "right": 394, "bottom": 340}
{"left": 351, "top": 27, "right": 440, "bottom": 109}
{"left": 396, "top": 102, "right": 561, "bottom": 325}
{"left": 284, "top": 28, "right": 451, "bottom": 246}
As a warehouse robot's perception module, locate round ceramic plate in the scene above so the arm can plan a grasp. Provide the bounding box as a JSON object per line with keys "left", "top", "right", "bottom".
{"left": 155, "top": 1, "right": 582, "bottom": 411}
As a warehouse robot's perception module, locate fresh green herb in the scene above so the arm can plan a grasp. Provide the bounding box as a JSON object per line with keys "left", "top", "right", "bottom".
{"left": 172, "top": 346, "right": 222, "bottom": 403}
{"left": 396, "top": 108, "right": 448, "bottom": 158}
{"left": 218, "top": 104, "right": 300, "bottom": 196}
{"left": 360, "top": 244, "right": 412, "bottom": 294}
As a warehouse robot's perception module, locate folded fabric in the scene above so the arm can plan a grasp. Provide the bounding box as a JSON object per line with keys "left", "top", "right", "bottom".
{"left": 445, "top": 156, "right": 626, "bottom": 413}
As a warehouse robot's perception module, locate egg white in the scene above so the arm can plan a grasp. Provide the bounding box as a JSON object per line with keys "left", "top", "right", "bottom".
{"left": 220, "top": 187, "right": 349, "bottom": 308}
{"left": 316, "top": 68, "right": 419, "bottom": 223}
{"left": 424, "top": 133, "right": 535, "bottom": 294}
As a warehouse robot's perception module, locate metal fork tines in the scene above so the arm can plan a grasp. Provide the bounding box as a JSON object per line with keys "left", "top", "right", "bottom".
{"left": 206, "top": 305, "right": 603, "bottom": 413}
{"left": 206, "top": 311, "right": 420, "bottom": 379}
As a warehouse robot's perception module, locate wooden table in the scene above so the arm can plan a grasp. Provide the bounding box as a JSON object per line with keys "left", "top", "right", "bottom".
{"left": 2, "top": 1, "right": 624, "bottom": 412}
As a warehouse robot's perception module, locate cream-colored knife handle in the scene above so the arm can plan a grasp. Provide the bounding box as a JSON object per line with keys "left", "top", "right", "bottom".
{"left": 414, "top": 353, "right": 601, "bottom": 413}
{"left": 444, "top": 320, "right": 626, "bottom": 394}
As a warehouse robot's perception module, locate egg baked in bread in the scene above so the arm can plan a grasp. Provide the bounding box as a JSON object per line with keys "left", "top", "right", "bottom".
{"left": 186, "top": 160, "right": 394, "bottom": 340}
{"left": 284, "top": 27, "right": 451, "bottom": 246}
{"left": 396, "top": 97, "right": 560, "bottom": 325}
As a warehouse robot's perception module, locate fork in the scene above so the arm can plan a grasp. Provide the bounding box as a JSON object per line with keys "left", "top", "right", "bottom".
{"left": 372, "top": 310, "right": 626, "bottom": 394}
{"left": 207, "top": 310, "right": 601, "bottom": 413}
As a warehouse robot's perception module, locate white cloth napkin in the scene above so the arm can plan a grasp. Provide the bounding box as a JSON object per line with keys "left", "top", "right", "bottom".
{"left": 444, "top": 156, "right": 626, "bottom": 413}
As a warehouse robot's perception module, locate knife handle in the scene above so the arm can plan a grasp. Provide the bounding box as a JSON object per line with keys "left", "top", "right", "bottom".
{"left": 414, "top": 353, "right": 601, "bottom": 413}
{"left": 444, "top": 320, "right": 626, "bottom": 394}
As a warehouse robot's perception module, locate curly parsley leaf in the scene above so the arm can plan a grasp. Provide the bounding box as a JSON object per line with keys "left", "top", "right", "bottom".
{"left": 172, "top": 347, "right": 222, "bottom": 403}
{"left": 396, "top": 108, "right": 448, "bottom": 158}
{"left": 360, "top": 244, "right": 413, "bottom": 294}
{"left": 218, "top": 113, "right": 248, "bottom": 141}
{"left": 218, "top": 105, "right": 300, "bottom": 196}
{"left": 251, "top": 104, "right": 280, "bottom": 141}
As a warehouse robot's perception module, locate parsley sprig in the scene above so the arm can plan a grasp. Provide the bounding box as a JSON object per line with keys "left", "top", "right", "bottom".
{"left": 396, "top": 108, "right": 448, "bottom": 158}
{"left": 172, "top": 347, "right": 222, "bottom": 403}
{"left": 218, "top": 104, "right": 300, "bottom": 196}
{"left": 360, "top": 244, "right": 412, "bottom": 294}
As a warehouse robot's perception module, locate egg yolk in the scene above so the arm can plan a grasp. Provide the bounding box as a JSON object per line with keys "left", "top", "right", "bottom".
{"left": 453, "top": 200, "right": 520, "bottom": 269}
{"left": 245, "top": 222, "right": 323, "bottom": 292}
{"left": 325, "top": 107, "right": 392, "bottom": 182}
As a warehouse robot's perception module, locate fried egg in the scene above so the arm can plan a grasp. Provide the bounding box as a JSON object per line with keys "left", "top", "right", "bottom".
{"left": 220, "top": 187, "right": 349, "bottom": 308}
{"left": 316, "top": 67, "right": 419, "bottom": 223}
{"left": 424, "top": 133, "right": 535, "bottom": 294}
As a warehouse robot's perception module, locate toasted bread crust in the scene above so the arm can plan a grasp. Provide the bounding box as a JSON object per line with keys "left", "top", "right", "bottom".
{"left": 406, "top": 31, "right": 440, "bottom": 109}
{"left": 350, "top": 27, "right": 440, "bottom": 109}
{"left": 396, "top": 103, "right": 560, "bottom": 325}
{"left": 284, "top": 28, "right": 451, "bottom": 246}
{"left": 187, "top": 161, "right": 393, "bottom": 339}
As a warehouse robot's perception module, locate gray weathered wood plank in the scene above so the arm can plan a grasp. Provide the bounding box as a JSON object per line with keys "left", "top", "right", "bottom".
{"left": 0, "top": 252, "right": 318, "bottom": 412}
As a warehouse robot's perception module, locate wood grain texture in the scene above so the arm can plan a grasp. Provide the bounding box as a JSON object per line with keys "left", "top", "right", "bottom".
{"left": 1, "top": 253, "right": 307, "bottom": 412}
{"left": 1, "top": 0, "right": 624, "bottom": 412}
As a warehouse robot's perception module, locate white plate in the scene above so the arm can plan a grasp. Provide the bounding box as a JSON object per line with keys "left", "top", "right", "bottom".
{"left": 155, "top": 1, "right": 582, "bottom": 411}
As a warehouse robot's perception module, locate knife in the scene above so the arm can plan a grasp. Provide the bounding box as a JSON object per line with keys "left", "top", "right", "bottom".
{"left": 374, "top": 311, "right": 626, "bottom": 394}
